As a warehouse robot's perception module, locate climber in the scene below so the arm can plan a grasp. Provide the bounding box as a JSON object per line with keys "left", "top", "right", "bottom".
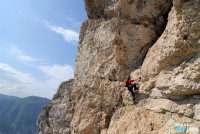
{"left": 124, "top": 76, "right": 141, "bottom": 104}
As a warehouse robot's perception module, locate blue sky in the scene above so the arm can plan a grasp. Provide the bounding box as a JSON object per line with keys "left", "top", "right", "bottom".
{"left": 0, "top": 0, "right": 87, "bottom": 99}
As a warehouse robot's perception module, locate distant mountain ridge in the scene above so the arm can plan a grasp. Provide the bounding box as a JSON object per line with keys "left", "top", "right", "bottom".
{"left": 0, "top": 94, "right": 50, "bottom": 134}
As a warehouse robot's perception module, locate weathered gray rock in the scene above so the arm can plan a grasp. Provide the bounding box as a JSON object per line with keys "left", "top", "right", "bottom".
{"left": 194, "top": 104, "right": 200, "bottom": 121}
{"left": 106, "top": 106, "right": 200, "bottom": 134}
{"left": 76, "top": 18, "right": 156, "bottom": 83}
{"left": 37, "top": 0, "right": 200, "bottom": 134}
{"left": 138, "top": 0, "right": 200, "bottom": 98}
{"left": 37, "top": 79, "right": 74, "bottom": 134}
{"left": 84, "top": 0, "right": 172, "bottom": 25}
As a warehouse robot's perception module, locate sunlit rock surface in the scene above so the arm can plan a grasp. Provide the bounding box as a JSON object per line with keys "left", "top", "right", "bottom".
{"left": 37, "top": 0, "right": 200, "bottom": 133}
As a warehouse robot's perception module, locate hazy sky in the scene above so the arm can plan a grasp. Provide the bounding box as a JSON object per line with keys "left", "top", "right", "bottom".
{"left": 0, "top": 0, "right": 87, "bottom": 99}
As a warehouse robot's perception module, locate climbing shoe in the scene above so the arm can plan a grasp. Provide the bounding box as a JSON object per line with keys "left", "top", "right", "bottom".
{"left": 133, "top": 101, "right": 137, "bottom": 104}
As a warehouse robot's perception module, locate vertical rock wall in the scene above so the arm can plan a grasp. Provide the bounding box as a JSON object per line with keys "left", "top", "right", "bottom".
{"left": 37, "top": 0, "right": 200, "bottom": 134}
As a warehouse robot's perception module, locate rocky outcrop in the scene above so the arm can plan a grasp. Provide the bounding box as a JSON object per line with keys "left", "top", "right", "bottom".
{"left": 37, "top": 0, "right": 200, "bottom": 134}
{"left": 37, "top": 80, "right": 74, "bottom": 133}
{"left": 106, "top": 106, "right": 200, "bottom": 134}
{"left": 139, "top": 0, "right": 200, "bottom": 98}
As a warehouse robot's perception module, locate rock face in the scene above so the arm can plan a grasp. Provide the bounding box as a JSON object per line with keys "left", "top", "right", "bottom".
{"left": 140, "top": 0, "right": 200, "bottom": 98}
{"left": 37, "top": 0, "right": 200, "bottom": 134}
{"left": 37, "top": 80, "right": 74, "bottom": 134}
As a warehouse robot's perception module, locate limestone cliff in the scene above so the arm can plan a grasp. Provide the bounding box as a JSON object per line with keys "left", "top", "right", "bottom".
{"left": 37, "top": 0, "right": 200, "bottom": 134}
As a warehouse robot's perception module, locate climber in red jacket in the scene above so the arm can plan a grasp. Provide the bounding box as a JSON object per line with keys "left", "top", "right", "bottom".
{"left": 126, "top": 76, "right": 140, "bottom": 104}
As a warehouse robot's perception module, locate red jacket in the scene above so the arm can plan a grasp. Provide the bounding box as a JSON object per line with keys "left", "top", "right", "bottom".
{"left": 128, "top": 80, "right": 135, "bottom": 85}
